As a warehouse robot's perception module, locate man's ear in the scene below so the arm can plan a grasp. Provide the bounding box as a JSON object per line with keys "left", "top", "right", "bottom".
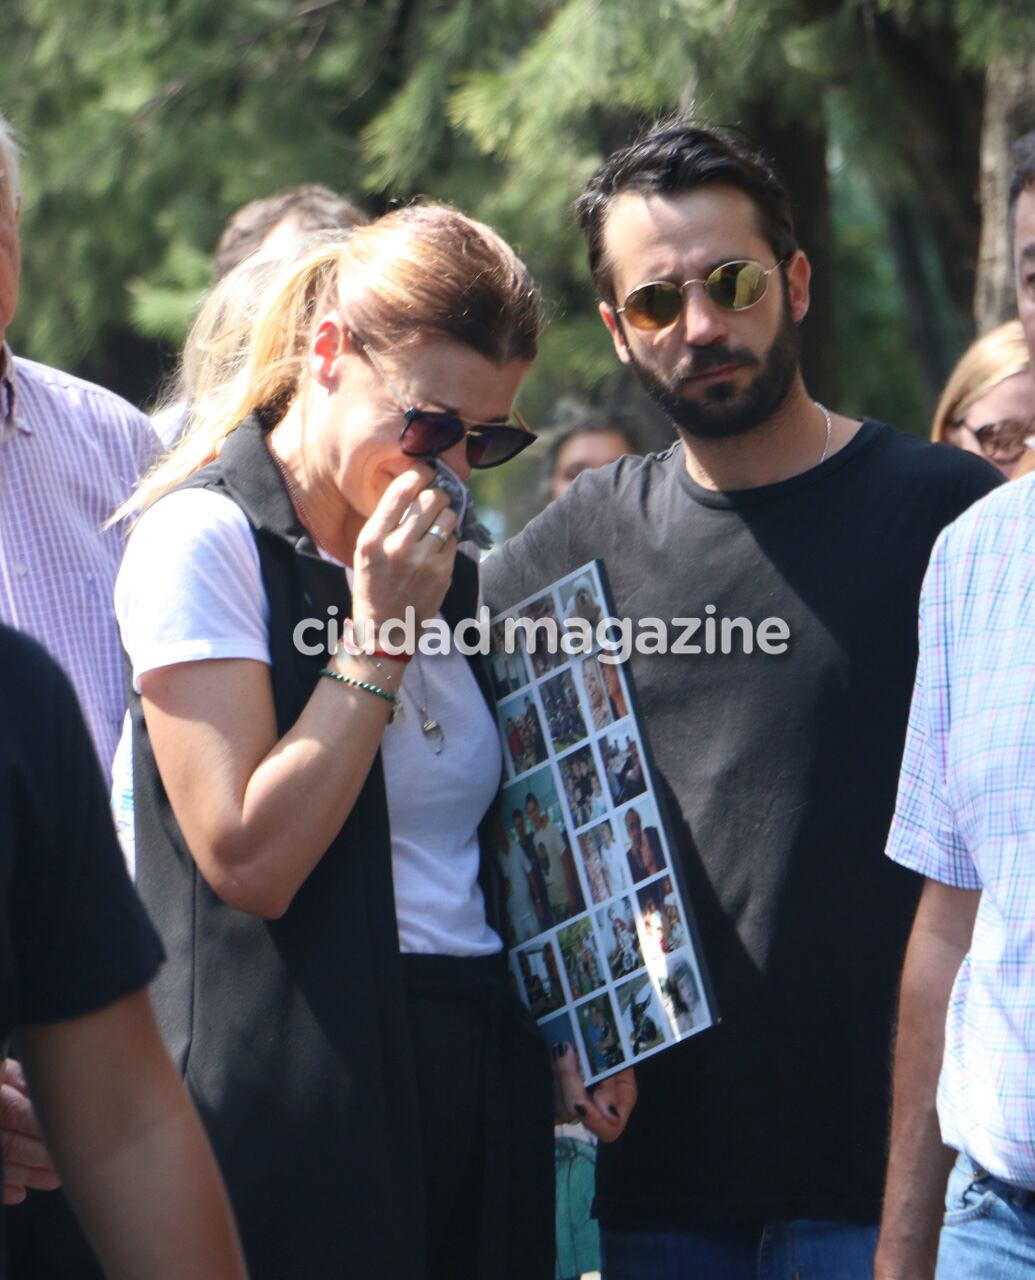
{"left": 785, "top": 250, "right": 811, "bottom": 325}
{"left": 599, "top": 301, "right": 632, "bottom": 366}
{"left": 308, "top": 313, "right": 349, "bottom": 389}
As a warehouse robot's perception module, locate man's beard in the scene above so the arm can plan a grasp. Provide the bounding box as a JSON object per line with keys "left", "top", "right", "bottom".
{"left": 624, "top": 294, "right": 801, "bottom": 440}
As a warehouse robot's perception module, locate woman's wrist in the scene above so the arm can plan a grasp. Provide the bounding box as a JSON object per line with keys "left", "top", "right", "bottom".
{"left": 329, "top": 647, "right": 406, "bottom": 691}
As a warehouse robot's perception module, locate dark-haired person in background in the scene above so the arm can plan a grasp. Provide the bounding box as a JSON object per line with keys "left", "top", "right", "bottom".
{"left": 544, "top": 399, "right": 642, "bottom": 501}
{"left": 483, "top": 117, "right": 1000, "bottom": 1279}
{"left": 875, "top": 130, "right": 1035, "bottom": 1280}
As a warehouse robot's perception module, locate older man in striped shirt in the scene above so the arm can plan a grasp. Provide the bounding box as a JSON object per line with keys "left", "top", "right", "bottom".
{"left": 0, "top": 111, "right": 159, "bottom": 1278}
{"left": 876, "top": 133, "right": 1035, "bottom": 1280}
{"left": 0, "top": 116, "right": 159, "bottom": 773}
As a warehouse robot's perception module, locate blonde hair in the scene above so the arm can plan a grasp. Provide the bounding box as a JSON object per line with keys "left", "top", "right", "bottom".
{"left": 931, "top": 320, "right": 1031, "bottom": 443}
{"left": 125, "top": 203, "right": 540, "bottom": 518}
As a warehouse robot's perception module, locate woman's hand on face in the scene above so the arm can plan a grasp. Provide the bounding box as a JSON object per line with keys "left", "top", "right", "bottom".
{"left": 551, "top": 1042, "right": 637, "bottom": 1143}
{"left": 351, "top": 465, "right": 458, "bottom": 634}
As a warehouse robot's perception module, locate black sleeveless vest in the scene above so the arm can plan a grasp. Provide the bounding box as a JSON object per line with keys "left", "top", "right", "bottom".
{"left": 129, "top": 419, "right": 553, "bottom": 1278}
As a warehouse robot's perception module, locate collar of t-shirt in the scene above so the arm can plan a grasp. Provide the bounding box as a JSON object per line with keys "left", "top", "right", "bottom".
{"left": 674, "top": 419, "right": 881, "bottom": 510}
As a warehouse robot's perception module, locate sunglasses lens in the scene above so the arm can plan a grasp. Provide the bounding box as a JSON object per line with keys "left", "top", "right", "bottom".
{"left": 707, "top": 260, "right": 768, "bottom": 310}
{"left": 467, "top": 425, "right": 536, "bottom": 469}
{"left": 622, "top": 282, "right": 685, "bottom": 330}
{"left": 400, "top": 410, "right": 465, "bottom": 458}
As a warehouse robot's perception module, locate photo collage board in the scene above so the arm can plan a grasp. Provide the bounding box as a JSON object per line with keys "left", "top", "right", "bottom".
{"left": 489, "top": 561, "right": 714, "bottom": 1086}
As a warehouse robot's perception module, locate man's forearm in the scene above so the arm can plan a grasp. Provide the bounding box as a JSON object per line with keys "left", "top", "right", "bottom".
{"left": 875, "top": 944, "right": 958, "bottom": 1278}
{"left": 875, "top": 880, "right": 979, "bottom": 1280}
{"left": 21, "top": 992, "right": 248, "bottom": 1280}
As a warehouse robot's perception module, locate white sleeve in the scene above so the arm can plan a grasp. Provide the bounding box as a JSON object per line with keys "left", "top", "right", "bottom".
{"left": 115, "top": 488, "right": 271, "bottom": 690}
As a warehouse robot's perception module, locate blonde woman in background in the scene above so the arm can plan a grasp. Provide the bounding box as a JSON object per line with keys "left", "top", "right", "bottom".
{"left": 111, "top": 204, "right": 632, "bottom": 1280}
{"left": 932, "top": 319, "right": 1035, "bottom": 479}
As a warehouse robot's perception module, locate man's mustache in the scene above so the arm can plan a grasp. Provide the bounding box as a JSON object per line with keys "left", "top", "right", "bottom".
{"left": 670, "top": 345, "right": 760, "bottom": 384}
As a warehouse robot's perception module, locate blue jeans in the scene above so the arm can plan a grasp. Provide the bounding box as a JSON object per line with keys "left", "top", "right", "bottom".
{"left": 936, "top": 1152, "right": 1035, "bottom": 1278}
{"left": 600, "top": 1219, "right": 878, "bottom": 1278}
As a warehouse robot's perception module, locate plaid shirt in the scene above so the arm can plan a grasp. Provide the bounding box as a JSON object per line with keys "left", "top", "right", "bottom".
{"left": 0, "top": 345, "right": 159, "bottom": 774}
{"left": 887, "top": 475, "right": 1035, "bottom": 1188}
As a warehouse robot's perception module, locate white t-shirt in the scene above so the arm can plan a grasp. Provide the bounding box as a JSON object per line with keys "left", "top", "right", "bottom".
{"left": 114, "top": 487, "right": 502, "bottom": 956}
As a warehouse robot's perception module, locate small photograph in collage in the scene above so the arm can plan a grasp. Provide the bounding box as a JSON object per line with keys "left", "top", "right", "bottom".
{"left": 578, "top": 818, "right": 630, "bottom": 904}
{"left": 498, "top": 690, "right": 548, "bottom": 777}
{"left": 615, "top": 975, "right": 668, "bottom": 1057}
{"left": 574, "top": 653, "right": 615, "bottom": 732}
{"left": 561, "top": 573, "right": 604, "bottom": 633}
{"left": 600, "top": 726, "right": 647, "bottom": 807}
{"left": 657, "top": 950, "right": 705, "bottom": 1036}
{"left": 596, "top": 897, "right": 644, "bottom": 980}
{"left": 600, "top": 659, "right": 629, "bottom": 721}
{"left": 636, "top": 876, "right": 687, "bottom": 961}
{"left": 514, "top": 940, "right": 565, "bottom": 1019}
{"left": 558, "top": 744, "right": 609, "bottom": 829}
{"left": 503, "top": 765, "right": 585, "bottom": 928}
{"left": 488, "top": 619, "right": 530, "bottom": 700}
{"left": 491, "top": 816, "right": 545, "bottom": 946}
{"left": 618, "top": 795, "right": 667, "bottom": 885}
{"left": 538, "top": 1010, "right": 585, "bottom": 1078}
{"left": 522, "top": 592, "right": 564, "bottom": 679}
{"left": 540, "top": 668, "right": 588, "bottom": 752}
{"left": 557, "top": 916, "right": 606, "bottom": 999}
{"left": 575, "top": 994, "right": 626, "bottom": 1074}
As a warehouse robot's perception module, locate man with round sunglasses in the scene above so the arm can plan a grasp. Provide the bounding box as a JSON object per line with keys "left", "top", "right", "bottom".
{"left": 483, "top": 118, "right": 1001, "bottom": 1280}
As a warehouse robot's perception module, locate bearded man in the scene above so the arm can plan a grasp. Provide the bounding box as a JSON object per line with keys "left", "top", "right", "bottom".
{"left": 483, "top": 119, "right": 1000, "bottom": 1280}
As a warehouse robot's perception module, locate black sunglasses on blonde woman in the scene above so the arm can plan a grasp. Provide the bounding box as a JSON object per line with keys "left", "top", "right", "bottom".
{"left": 354, "top": 334, "right": 537, "bottom": 468}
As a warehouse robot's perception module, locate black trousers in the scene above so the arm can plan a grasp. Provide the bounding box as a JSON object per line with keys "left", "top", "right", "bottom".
{"left": 402, "top": 952, "right": 555, "bottom": 1280}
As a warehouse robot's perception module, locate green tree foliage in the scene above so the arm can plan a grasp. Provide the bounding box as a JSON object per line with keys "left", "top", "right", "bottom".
{"left": 3, "top": 0, "right": 1035, "bottom": 440}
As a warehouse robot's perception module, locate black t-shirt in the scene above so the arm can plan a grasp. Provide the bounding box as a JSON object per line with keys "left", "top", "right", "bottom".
{"left": 482, "top": 422, "right": 1000, "bottom": 1227}
{"left": 0, "top": 625, "right": 163, "bottom": 1268}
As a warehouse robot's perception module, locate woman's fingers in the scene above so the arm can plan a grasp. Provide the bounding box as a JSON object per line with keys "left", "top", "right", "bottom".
{"left": 359, "top": 465, "right": 437, "bottom": 544}
{"left": 583, "top": 1067, "right": 638, "bottom": 1143}
{"left": 386, "top": 490, "right": 456, "bottom": 553}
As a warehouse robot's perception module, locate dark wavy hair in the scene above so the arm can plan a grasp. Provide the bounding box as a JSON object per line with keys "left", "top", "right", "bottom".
{"left": 576, "top": 118, "right": 798, "bottom": 303}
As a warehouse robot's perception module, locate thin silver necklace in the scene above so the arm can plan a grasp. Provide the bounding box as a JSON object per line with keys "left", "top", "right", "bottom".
{"left": 397, "top": 653, "right": 445, "bottom": 754}
{"left": 815, "top": 401, "right": 832, "bottom": 465}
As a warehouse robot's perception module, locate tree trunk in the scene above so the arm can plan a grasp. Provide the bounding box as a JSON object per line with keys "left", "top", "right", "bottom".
{"left": 866, "top": 12, "right": 984, "bottom": 352}
{"left": 974, "top": 54, "right": 1035, "bottom": 333}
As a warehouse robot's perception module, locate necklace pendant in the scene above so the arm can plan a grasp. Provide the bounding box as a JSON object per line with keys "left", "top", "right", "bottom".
{"left": 421, "top": 716, "right": 445, "bottom": 755}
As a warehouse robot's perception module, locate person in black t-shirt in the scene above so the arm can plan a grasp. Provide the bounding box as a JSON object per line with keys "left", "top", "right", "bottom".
{"left": 0, "top": 625, "right": 247, "bottom": 1280}
{"left": 482, "top": 120, "right": 1001, "bottom": 1280}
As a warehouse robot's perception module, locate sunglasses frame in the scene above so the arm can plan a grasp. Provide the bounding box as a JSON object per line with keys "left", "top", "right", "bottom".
{"left": 352, "top": 333, "right": 536, "bottom": 469}
{"left": 953, "top": 415, "right": 1035, "bottom": 460}
{"left": 616, "top": 258, "right": 786, "bottom": 331}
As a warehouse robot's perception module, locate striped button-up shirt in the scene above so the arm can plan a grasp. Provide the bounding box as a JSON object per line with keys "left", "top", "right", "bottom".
{"left": 887, "top": 475, "right": 1035, "bottom": 1188}
{"left": 0, "top": 344, "right": 159, "bottom": 773}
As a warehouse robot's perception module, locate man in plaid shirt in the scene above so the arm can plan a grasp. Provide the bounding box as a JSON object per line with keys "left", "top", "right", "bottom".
{"left": 876, "top": 132, "right": 1035, "bottom": 1280}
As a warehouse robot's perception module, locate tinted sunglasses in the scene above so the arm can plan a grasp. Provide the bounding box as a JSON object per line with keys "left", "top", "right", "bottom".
{"left": 954, "top": 415, "right": 1035, "bottom": 461}
{"left": 616, "top": 259, "right": 785, "bottom": 331}
{"left": 354, "top": 335, "right": 536, "bottom": 469}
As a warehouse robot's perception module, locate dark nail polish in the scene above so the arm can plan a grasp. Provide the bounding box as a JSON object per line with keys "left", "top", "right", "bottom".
{"left": 608, "top": 1105, "right": 619, "bottom": 1119}
{"left": 574, "top": 1104, "right": 588, "bottom": 1118}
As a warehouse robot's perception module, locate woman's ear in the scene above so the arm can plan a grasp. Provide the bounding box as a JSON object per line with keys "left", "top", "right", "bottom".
{"left": 309, "top": 313, "right": 350, "bottom": 389}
